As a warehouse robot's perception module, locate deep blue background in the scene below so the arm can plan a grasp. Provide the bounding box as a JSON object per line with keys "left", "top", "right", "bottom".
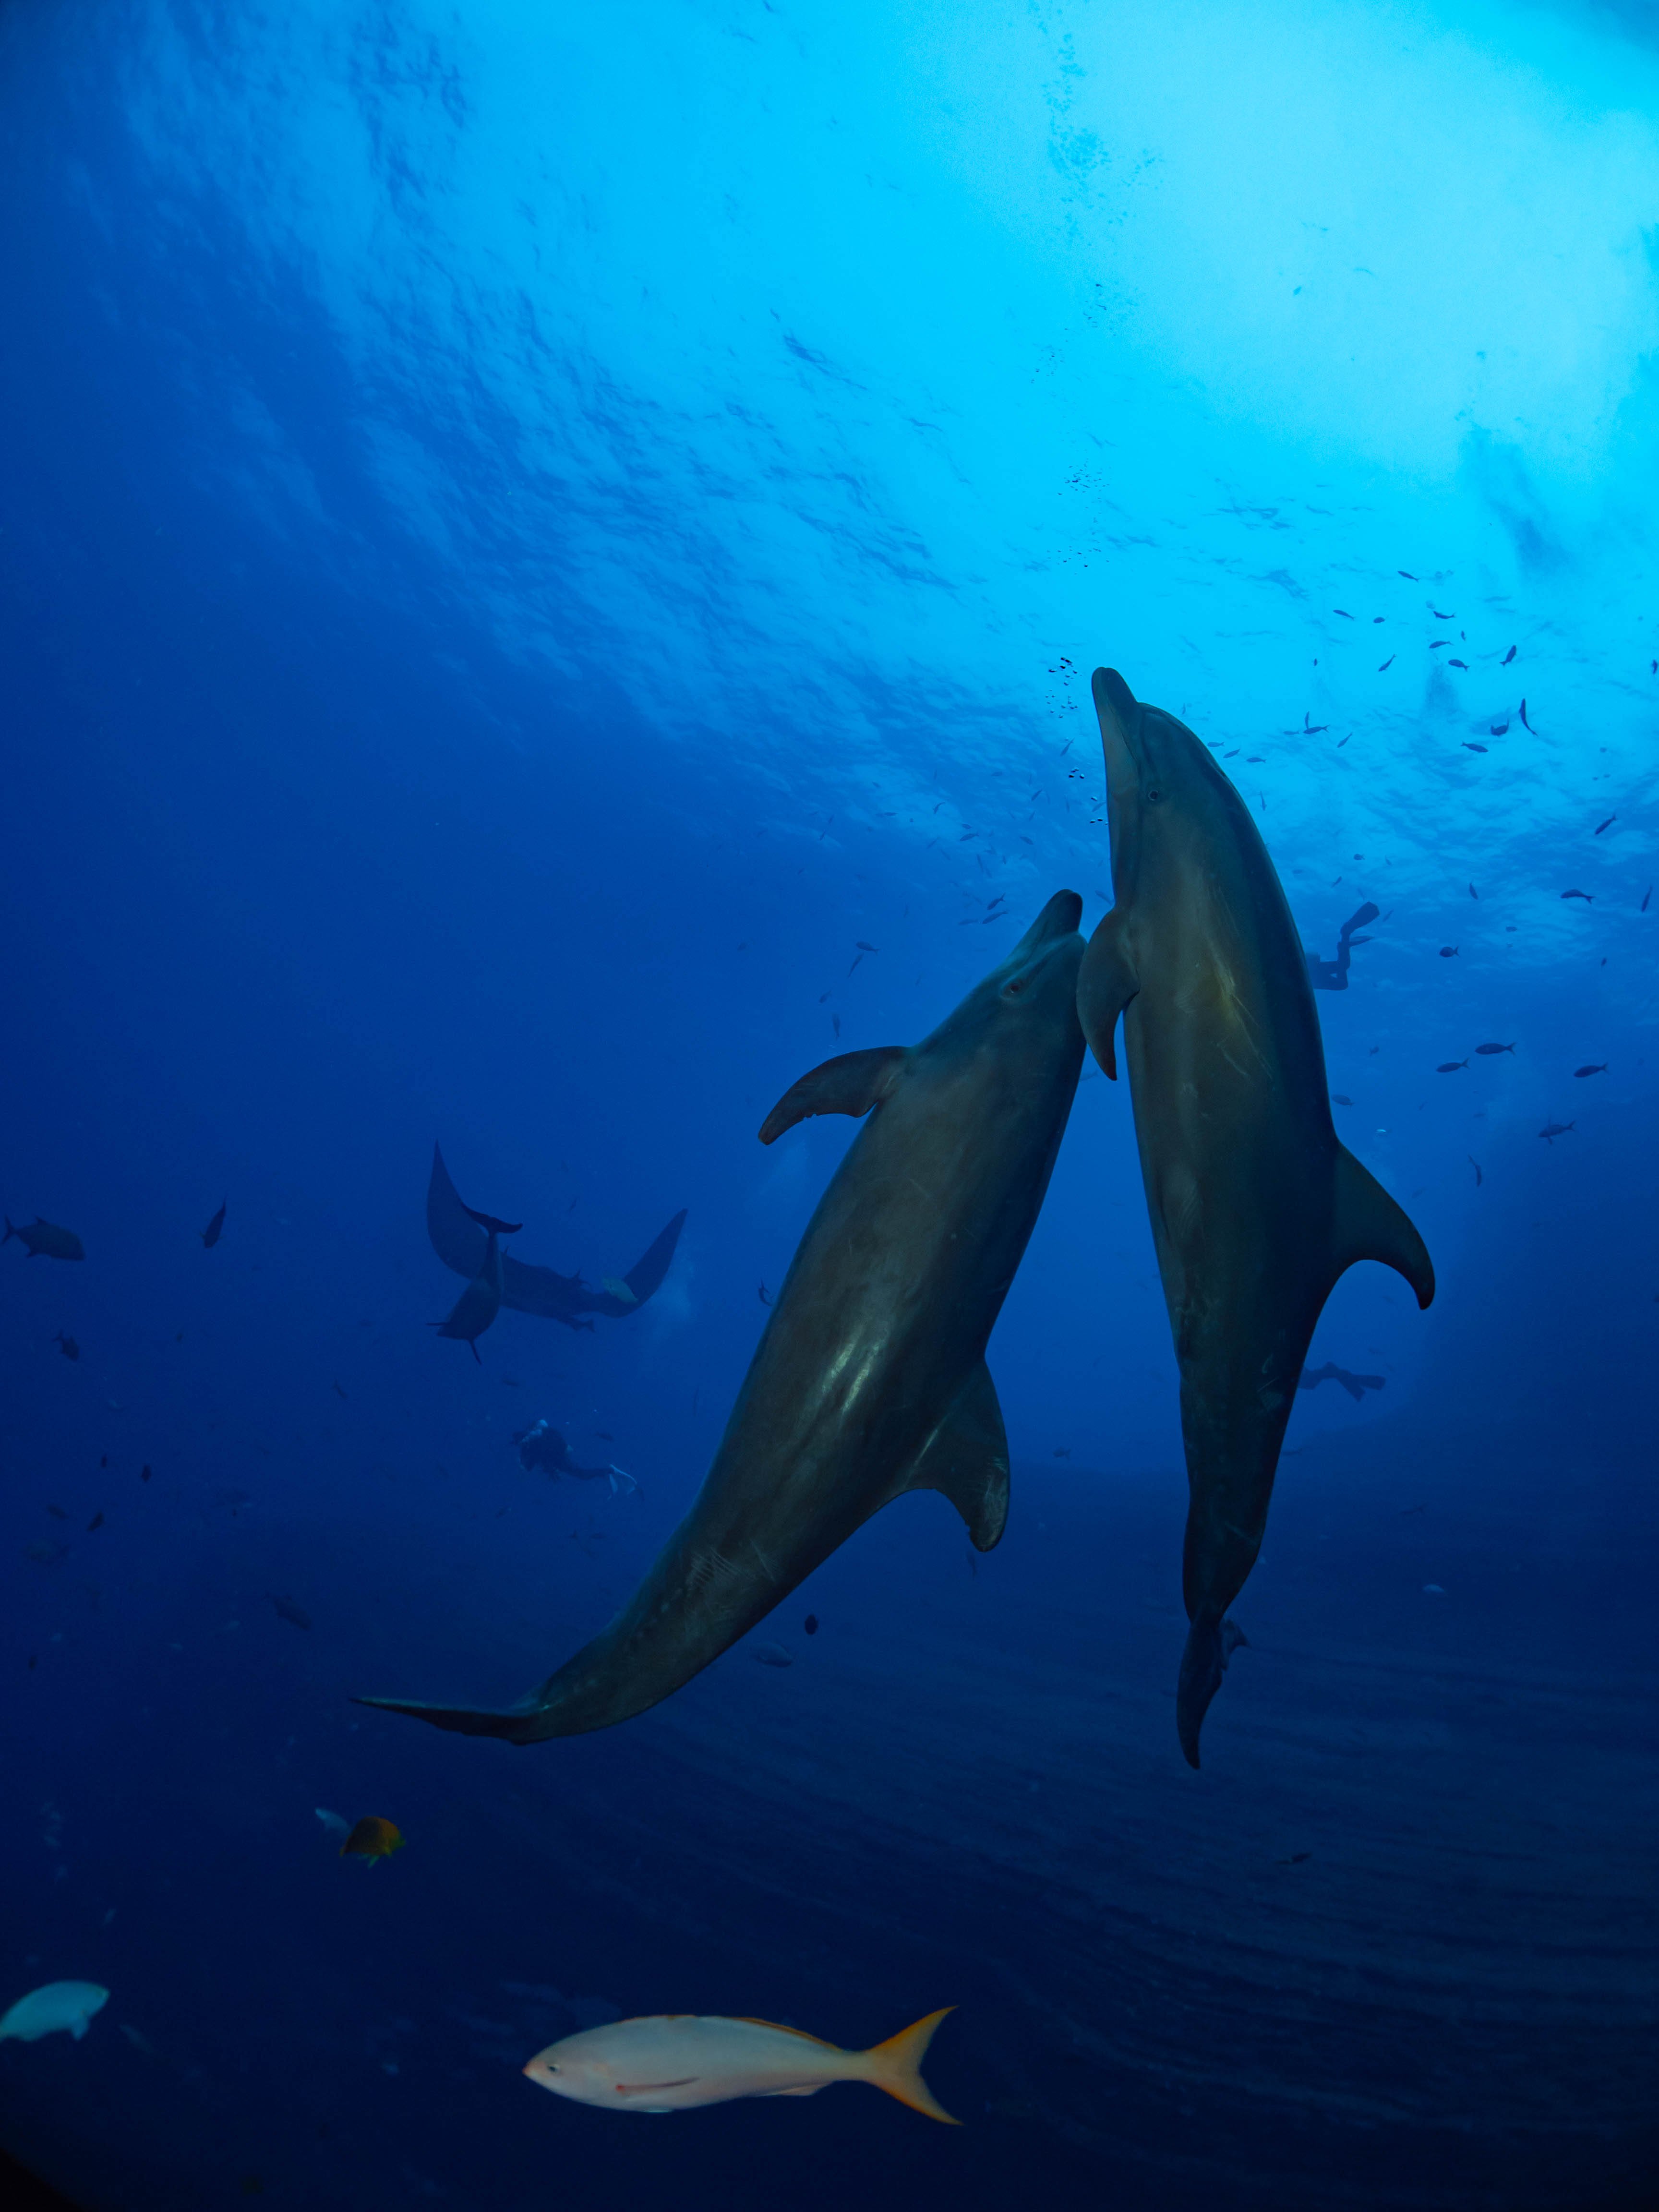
{"left": 1, "top": 4, "right": 1655, "bottom": 2207}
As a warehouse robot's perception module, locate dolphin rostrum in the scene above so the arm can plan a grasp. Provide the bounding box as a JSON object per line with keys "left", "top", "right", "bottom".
{"left": 431, "top": 1202, "right": 523, "bottom": 1361}
{"left": 358, "top": 892, "right": 1087, "bottom": 1743}
{"left": 1076, "top": 669, "right": 1434, "bottom": 1766}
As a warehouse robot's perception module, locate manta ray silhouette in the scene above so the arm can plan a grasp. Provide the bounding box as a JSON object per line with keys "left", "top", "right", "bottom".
{"left": 426, "top": 1145, "right": 685, "bottom": 1333}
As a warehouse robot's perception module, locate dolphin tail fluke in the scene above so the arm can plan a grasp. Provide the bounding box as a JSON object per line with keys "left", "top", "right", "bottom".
{"left": 903, "top": 1360, "right": 1010, "bottom": 1551}
{"left": 1176, "top": 1616, "right": 1228, "bottom": 1768}
{"left": 1077, "top": 914, "right": 1139, "bottom": 1080}
{"left": 351, "top": 1693, "right": 541, "bottom": 1743}
{"left": 1331, "top": 1146, "right": 1436, "bottom": 1309}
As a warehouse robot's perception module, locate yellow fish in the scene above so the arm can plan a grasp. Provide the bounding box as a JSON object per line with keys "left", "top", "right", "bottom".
{"left": 523, "top": 2008, "right": 956, "bottom": 2120}
{"left": 339, "top": 1816, "right": 404, "bottom": 1867}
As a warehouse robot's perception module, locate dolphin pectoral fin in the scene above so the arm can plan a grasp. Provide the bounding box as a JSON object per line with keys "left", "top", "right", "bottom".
{"left": 1331, "top": 1146, "right": 1436, "bottom": 1308}
{"left": 1077, "top": 916, "right": 1139, "bottom": 1080}
{"left": 903, "top": 1361, "right": 1011, "bottom": 1551}
{"left": 758, "top": 1046, "right": 909, "bottom": 1144}
{"left": 351, "top": 1693, "right": 542, "bottom": 1743}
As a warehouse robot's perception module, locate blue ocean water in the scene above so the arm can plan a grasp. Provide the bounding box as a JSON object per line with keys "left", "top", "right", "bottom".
{"left": 1, "top": 2, "right": 1656, "bottom": 2205}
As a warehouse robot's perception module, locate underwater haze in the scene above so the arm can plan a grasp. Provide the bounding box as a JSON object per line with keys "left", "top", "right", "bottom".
{"left": 2, "top": 0, "right": 1656, "bottom": 2205}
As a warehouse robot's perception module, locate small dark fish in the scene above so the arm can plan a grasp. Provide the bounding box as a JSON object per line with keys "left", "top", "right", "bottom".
{"left": 86, "top": 1511, "right": 104, "bottom": 1533}
{"left": 1643, "top": 885, "right": 1653, "bottom": 913}
{"left": 1376, "top": 655, "right": 1394, "bottom": 672}
{"left": 1519, "top": 698, "right": 1534, "bottom": 731}
{"left": 1278, "top": 1851, "right": 1312, "bottom": 1866}
{"left": 818, "top": 990, "right": 831, "bottom": 1003}
{"left": 140, "top": 1464, "right": 152, "bottom": 1482}
{"left": 847, "top": 955, "right": 863, "bottom": 976}
{"left": 1468, "top": 884, "right": 1479, "bottom": 899}
{"left": 200, "top": 1202, "right": 227, "bottom": 1250}
{"left": 831, "top": 1014, "right": 841, "bottom": 1037}
{"left": 332, "top": 1381, "right": 347, "bottom": 1399}
{"left": 758, "top": 1283, "right": 772, "bottom": 1307}
{"left": 1468, "top": 1157, "right": 1483, "bottom": 1186}
{"left": 1439, "top": 946, "right": 1458, "bottom": 958}
{"left": 3, "top": 1217, "right": 85, "bottom": 1262}
{"left": 1574, "top": 1063, "right": 1607, "bottom": 1078}
{"left": 1594, "top": 816, "right": 1616, "bottom": 837}
{"left": 1330, "top": 1094, "right": 1352, "bottom": 1106}
{"left": 1053, "top": 1446, "right": 1070, "bottom": 1458}
{"left": 803, "top": 1613, "right": 818, "bottom": 1636}
{"left": 855, "top": 941, "right": 878, "bottom": 952}
{"left": 1333, "top": 608, "right": 1353, "bottom": 619}
{"left": 1430, "top": 607, "right": 1454, "bottom": 619}
{"left": 1561, "top": 889, "right": 1592, "bottom": 902}
{"left": 595, "top": 1431, "right": 614, "bottom": 1440}
{"left": 1302, "top": 715, "right": 1328, "bottom": 733}
{"left": 1397, "top": 570, "right": 1417, "bottom": 580}
{"left": 46, "top": 1504, "right": 68, "bottom": 1520}
{"left": 1436, "top": 1060, "right": 1468, "bottom": 1073}
{"left": 271, "top": 1594, "right": 313, "bottom": 1631}
{"left": 1489, "top": 720, "right": 1508, "bottom": 735}
{"left": 1475, "top": 1042, "right": 1514, "bottom": 1056}
{"left": 1539, "top": 1121, "right": 1575, "bottom": 1143}
{"left": 53, "top": 1332, "right": 79, "bottom": 1361}
{"left": 1502, "top": 646, "right": 1516, "bottom": 665}
{"left": 1448, "top": 660, "right": 1468, "bottom": 671}
{"left": 99, "top": 1455, "right": 107, "bottom": 1467}
{"left": 340, "top": 1816, "right": 404, "bottom": 1866}
{"left": 1463, "top": 742, "right": 1486, "bottom": 753}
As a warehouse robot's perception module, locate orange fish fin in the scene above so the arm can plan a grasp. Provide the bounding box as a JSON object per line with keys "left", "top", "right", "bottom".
{"left": 863, "top": 2008, "right": 959, "bottom": 2124}
{"left": 769, "top": 2085, "right": 828, "bottom": 2097}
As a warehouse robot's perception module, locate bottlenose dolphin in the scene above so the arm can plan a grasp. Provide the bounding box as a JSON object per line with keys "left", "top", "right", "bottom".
{"left": 428, "top": 1146, "right": 684, "bottom": 1332}
{"left": 431, "top": 1202, "right": 522, "bottom": 1361}
{"left": 1076, "top": 670, "right": 1434, "bottom": 1766}
{"left": 358, "top": 893, "right": 1087, "bottom": 1743}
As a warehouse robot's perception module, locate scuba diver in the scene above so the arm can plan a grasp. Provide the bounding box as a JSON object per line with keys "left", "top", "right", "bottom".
{"left": 513, "top": 1419, "right": 638, "bottom": 1497}
{"left": 1305, "top": 901, "right": 1380, "bottom": 991}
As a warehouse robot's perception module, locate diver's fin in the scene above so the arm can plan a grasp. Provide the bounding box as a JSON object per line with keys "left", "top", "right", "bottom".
{"left": 758, "top": 1046, "right": 909, "bottom": 1144}
{"left": 902, "top": 1362, "right": 1010, "bottom": 1551}
{"left": 1077, "top": 914, "right": 1138, "bottom": 1080}
{"left": 862, "top": 2009, "right": 959, "bottom": 2125}
{"left": 351, "top": 1694, "right": 540, "bottom": 1743}
{"left": 1331, "top": 1146, "right": 1435, "bottom": 1309}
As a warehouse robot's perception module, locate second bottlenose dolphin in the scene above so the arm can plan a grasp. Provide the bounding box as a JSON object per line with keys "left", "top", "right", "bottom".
{"left": 357, "top": 892, "right": 1086, "bottom": 1743}
{"left": 1076, "top": 669, "right": 1434, "bottom": 1766}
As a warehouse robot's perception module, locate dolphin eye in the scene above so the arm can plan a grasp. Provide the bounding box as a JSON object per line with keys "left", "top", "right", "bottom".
{"left": 1004, "top": 979, "right": 1024, "bottom": 996}
{"left": 1147, "top": 789, "right": 1162, "bottom": 803}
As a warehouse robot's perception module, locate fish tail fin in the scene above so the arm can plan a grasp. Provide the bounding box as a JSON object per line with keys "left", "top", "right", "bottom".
{"left": 862, "top": 2008, "right": 959, "bottom": 2124}
{"left": 1331, "top": 1146, "right": 1435, "bottom": 1309}
{"left": 1077, "top": 914, "right": 1137, "bottom": 1079}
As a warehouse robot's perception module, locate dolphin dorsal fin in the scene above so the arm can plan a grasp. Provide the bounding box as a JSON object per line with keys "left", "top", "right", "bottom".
{"left": 902, "top": 1362, "right": 1010, "bottom": 1551}
{"left": 758, "top": 1046, "right": 909, "bottom": 1144}
{"left": 1331, "top": 1146, "right": 1436, "bottom": 1309}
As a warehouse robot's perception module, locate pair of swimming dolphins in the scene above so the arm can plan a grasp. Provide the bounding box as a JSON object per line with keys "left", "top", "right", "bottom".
{"left": 361, "top": 670, "right": 1433, "bottom": 1768}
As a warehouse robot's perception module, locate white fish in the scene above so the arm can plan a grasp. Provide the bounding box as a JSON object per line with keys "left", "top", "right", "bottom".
{"left": 315, "top": 1807, "right": 350, "bottom": 1839}
{"left": 0, "top": 1981, "right": 109, "bottom": 2043}
{"left": 523, "top": 2008, "right": 956, "bottom": 2120}
{"left": 749, "top": 1641, "right": 793, "bottom": 1669}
